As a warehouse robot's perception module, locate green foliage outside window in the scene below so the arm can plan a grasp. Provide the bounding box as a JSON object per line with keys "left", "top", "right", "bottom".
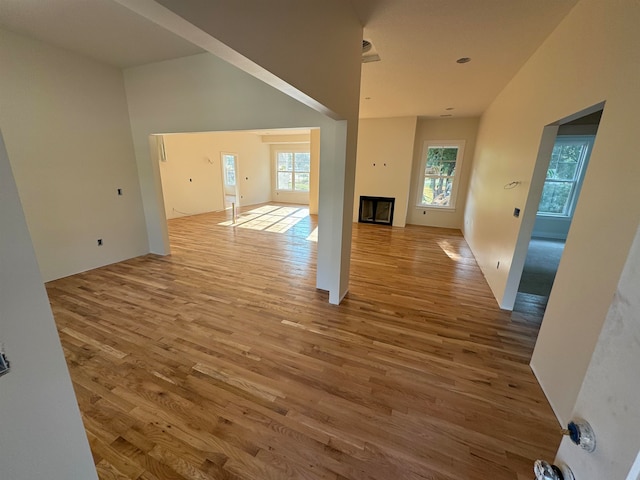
{"left": 422, "top": 147, "right": 458, "bottom": 207}
{"left": 538, "top": 142, "right": 587, "bottom": 215}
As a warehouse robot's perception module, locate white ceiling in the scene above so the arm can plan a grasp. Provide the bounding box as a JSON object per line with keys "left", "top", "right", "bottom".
{"left": 0, "top": 0, "right": 579, "bottom": 118}
{"left": 352, "top": 0, "right": 579, "bottom": 118}
{"left": 0, "top": 0, "right": 203, "bottom": 68}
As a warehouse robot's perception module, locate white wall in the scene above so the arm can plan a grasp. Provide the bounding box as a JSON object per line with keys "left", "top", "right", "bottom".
{"left": 407, "top": 117, "right": 480, "bottom": 229}
{"left": 555, "top": 224, "right": 640, "bottom": 479}
{"left": 0, "top": 28, "right": 148, "bottom": 282}
{"left": 123, "top": 52, "right": 355, "bottom": 303}
{"left": 150, "top": 0, "right": 362, "bottom": 120}
{"left": 463, "top": 0, "right": 640, "bottom": 424}
{"left": 262, "top": 133, "right": 310, "bottom": 144}
{"left": 123, "top": 52, "right": 329, "bottom": 239}
{"left": 160, "top": 131, "right": 270, "bottom": 219}
{"left": 353, "top": 117, "right": 417, "bottom": 227}
{"left": 221, "top": 132, "right": 271, "bottom": 207}
{"left": 309, "top": 129, "right": 321, "bottom": 215}
{"left": 0, "top": 131, "right": 97, "bottom": 480}
{"left": 160, "top": 133, "right": 226, "bottom": 218}
{"left": 119, "top": 0, "right": 362, "bottom": 305}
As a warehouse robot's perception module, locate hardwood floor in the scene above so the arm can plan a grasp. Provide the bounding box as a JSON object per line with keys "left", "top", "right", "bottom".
{"left": 47, "top": 205, "right": 561, "bottom": 480}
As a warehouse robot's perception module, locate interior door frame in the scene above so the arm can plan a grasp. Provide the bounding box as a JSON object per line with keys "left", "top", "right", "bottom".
{"left": 220, "top": 151, "right": 239, "bottom": 208}
{"left": 501, "top": 101, "right": 605, "bottom": 310}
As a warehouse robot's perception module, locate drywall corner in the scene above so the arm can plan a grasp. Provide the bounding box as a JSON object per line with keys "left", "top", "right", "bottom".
{"left": 0, "top": 130, "right": 97, "bottom": 480}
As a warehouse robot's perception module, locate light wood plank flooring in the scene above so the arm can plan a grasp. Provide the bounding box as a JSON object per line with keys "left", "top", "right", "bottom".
{"left": 47, "top": 205, "right": 560, "bottom": 480}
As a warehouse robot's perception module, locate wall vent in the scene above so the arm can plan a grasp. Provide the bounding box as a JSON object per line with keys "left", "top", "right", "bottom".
{"left": 362, "top": 39, "right": 381, "bottom": 63}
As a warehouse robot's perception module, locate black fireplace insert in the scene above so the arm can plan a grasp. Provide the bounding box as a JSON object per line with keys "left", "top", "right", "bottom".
{"left": 358, "top": 196, "right": 395, "bottom": 225}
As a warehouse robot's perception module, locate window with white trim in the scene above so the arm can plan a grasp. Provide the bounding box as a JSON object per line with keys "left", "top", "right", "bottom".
{"left": 538, "top": 136, "right": 593, "bottom": 217}
{"left": 222, "top": 153, "right": 237, "bottom": 186}
{"left": 276, "top": 151, "right": 310, "bottom": 192}
{"left": 417, "top": 140, "right": 465, "bottom": 209}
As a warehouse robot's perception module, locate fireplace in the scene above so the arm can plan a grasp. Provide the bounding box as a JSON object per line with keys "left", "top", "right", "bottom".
{"left": 358, "top": 196, "right": 395, "bottom": 226}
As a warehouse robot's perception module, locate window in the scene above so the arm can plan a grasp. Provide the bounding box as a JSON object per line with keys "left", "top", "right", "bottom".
{"left": 417, "top": 140, "right": 465, "bottom": 208}
{"left": 222, "top": 153, "right": 236, "bottom": 186}
{"left": 538, "top": 136, "right": 593, "bottom": 216}
{"left": 276, "top": 151, "right": 310, "bottom": 191}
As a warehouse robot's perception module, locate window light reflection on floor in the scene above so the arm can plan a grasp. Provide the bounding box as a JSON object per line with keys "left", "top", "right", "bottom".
{"left": 306, "top": 227, "right": 318, "bottom": 242}
{"left": 218, "top": 206, "right": 310, "bottom": 234}
{"left": 437, "top": 240, "right": 462, "bottom": 261}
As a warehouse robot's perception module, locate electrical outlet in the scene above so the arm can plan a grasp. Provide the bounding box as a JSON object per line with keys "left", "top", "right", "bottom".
{"left": 97, "top": 239, "right": 103, "bottom": 246}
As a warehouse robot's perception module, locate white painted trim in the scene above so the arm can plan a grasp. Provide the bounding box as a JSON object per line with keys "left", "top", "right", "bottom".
{"left": 501, "top": 125, "right": 558, "bottom": 310}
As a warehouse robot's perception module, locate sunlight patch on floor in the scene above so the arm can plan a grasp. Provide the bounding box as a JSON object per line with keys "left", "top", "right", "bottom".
{"left": 218, "top": 206, "right": 309, "bottom": 234}
{"left": 306, "top": 227, "right": 318, "bottom": 242}
{"left": 437, "top": 240, "right": 462, "bottom": 261}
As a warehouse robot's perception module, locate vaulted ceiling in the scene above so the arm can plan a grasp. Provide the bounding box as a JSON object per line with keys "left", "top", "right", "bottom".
{"left": 0, "top": 0, "right": 579, "bottom": 119}
{"left": 351, "top": 0, "right": 579, "bottom": 118}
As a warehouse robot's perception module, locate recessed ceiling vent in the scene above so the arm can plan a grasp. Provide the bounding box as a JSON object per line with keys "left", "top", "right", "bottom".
{"left": 362, "top": 39, "right": 380, "bottom": 63}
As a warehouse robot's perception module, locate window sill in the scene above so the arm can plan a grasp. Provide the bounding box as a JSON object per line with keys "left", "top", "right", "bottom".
{"left": 536, "top": 213, "right": 571, "bottom": 219}
{"left": 416, "top": 205, "right": 456, "bottom": 212}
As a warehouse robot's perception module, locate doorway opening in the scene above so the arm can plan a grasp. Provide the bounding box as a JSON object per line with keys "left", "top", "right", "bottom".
{"left": 221, "top": 152, "right": 238, "bottom": 209}
{"left": 513, "top": 109, "right": 603, "bottom": 322}
{"left": 156, "top": 128, "right": 316, "bottom": 223}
